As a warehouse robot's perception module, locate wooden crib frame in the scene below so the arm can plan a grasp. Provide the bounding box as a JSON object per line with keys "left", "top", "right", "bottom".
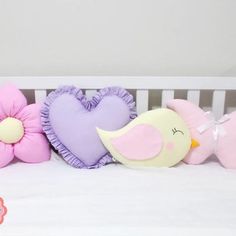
{"left": 0, "top": 76, "right": 236, "bottom": 119}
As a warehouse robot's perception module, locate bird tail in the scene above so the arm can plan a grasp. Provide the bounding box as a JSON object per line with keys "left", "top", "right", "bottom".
{"left": 96, "top": 127, "right": 112, "bottom": 150}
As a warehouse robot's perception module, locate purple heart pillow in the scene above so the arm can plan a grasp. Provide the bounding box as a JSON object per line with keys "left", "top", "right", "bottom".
{"left": 41, "top": 86, "right": 136, "bottom": 169}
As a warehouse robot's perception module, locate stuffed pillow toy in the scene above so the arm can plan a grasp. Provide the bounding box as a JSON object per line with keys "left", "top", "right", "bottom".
{"left": 41, "top": 86, "right": 136, "bottom": 169}
{"left": 0, "top": 85, "right": 50, "bottom": 168}
{"left": 97, "top": 108, "right": 199, "bottom": 168}
{"left": 167, "top": 99, "right": 236, "bottom": 169}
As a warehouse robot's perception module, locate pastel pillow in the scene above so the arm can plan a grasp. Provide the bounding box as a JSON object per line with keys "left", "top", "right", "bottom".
{"left": 0, "top": 85, "right": 50, "bottom": 168}
{"left": 97, "top": 108, "right": 196, "bottom": 168}
{"left": 41, "top": 86, "right": 136, "bottom": 169}
{"left": 167, "top": 99, "right": 236, "bottom": 169}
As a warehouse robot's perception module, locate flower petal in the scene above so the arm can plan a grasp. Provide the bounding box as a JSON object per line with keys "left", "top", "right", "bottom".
{"left": 0, "top": 85, "right": 27, "bottom": 119}
{"left": 0, "top": 142, "right": 14, "bottom": 168}
{"left": 14, "top": 133, "right": 50, "bottom": 163}
{"left": 15, "top": 104, "right": 43, "bottom": 133}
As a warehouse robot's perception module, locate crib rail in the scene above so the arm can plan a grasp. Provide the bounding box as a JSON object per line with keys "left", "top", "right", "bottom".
{"left": 1, "top": 76, "right": 236, "bottom": 119}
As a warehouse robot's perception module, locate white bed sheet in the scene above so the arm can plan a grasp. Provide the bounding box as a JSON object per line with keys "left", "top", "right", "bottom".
{"left": 1, "top": 153, "right": 236, "bottom": 236}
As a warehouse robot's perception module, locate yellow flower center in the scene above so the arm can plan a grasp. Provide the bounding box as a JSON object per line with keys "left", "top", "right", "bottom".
{"left": 0, "top": 117, "right": 24, "bottom": 144}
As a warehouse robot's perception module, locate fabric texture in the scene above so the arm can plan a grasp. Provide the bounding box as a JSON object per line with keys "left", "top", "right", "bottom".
{"left": 0, "top": 85, "right": 50, "bottom": 168}
{"left": 97, "top": 108, "right": 192, "bottom": 168}
{"left": 167, "top": 99, "right": 236, "bottom": 168}
{"left": 41, "top": 86, "right": 136, "bottom": 169}
{"left": 1, "top": 154, "right": 236, "bottom": 236}
{"left": 111, "top": 124, "right": 163, "bottom": 160}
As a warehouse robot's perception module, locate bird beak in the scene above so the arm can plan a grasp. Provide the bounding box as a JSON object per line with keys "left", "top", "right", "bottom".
{"left": 191, "top": 139, "right": 200, "bottom": 148}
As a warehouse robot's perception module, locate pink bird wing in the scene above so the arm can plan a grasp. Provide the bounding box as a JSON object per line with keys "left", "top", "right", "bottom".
{"left": 111, "top": 124, "right": 163, "bottom": 160}
{"left": 167, "top": 99, "right": 214, "bottom": 164}
{"left": 216, "top": 111, "right": 236, "bottom": 169}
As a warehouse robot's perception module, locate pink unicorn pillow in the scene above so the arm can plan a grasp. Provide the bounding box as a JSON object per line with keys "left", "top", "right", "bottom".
{"left": 0, "top": 85, "right": 50, "bottom": 168}
{"left": 167, "top": 99, "right": 236, "bottom": 169}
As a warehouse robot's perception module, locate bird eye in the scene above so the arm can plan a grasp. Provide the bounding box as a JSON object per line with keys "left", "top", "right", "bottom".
{"left": 172, "top": 128, "right": 184, "bottom": 135}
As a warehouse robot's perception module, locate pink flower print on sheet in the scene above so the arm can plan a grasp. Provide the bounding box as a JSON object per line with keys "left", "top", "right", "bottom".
{"left": 0, "top": 197, "right": 7, "bottom": 224}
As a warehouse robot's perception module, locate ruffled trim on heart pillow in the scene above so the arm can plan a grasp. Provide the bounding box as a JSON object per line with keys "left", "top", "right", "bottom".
{"left": 41, "top": 86, "right": 137, "bottom": 169}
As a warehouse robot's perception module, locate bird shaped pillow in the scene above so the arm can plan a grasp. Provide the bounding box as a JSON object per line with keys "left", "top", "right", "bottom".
{"left": 97, "top": 108, "right": 199, "bottom": 168}
{"left": 167, "top": 99, "right": 236, "bottom": 169}
{"left": 41, "top": 86, "right": 136, "bottom": 169}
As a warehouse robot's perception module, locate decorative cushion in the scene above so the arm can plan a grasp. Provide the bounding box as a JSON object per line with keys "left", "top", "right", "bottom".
{"left": 97, "top": 108, "right": 198, "bottom": 168}
{"left": 0, "top": 85, "right": 50, "bottom": 168}
{"left": 41, "top": 86, "right": 136, "bottom": 169}
{"left": 167, "top": 99, "right": 236, "bottom": 169}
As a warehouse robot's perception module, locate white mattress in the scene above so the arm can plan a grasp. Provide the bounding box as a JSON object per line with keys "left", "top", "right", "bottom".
{"left": 1, "top": 153, "right": 236, "bottom": 236}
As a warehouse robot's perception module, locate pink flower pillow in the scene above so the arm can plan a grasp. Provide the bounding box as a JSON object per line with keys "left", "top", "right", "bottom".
{"left": 167, "top": 99, "right": 236, "bottom": 169}
{"left": 0, "top": 85, "right": 50, "bottom": 168}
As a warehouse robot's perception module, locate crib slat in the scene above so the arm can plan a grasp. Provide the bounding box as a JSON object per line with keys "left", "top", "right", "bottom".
{"left": 187, "top": 90, "right": 200, "bottom": 106}
{"left": 35, "top": 89, "right": 47, "bottom": 103}
{"left": 212, "top": 90, "right": 226, "bottom": 119}
{"left": 86, "top": 90, "right": 97, "bottom": 99}
{"left": 162, "top": 90, "right": 174, "bottom": 107}
{"left": 136, "top": 90, "right": 149, "bottom": 114}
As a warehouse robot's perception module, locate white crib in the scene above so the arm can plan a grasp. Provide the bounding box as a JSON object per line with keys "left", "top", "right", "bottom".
{"left": 1, "top": 76, "right": 236, "bottom": 236}
{"left": 1, "top": 76, "right": 236, "bottom": 119}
